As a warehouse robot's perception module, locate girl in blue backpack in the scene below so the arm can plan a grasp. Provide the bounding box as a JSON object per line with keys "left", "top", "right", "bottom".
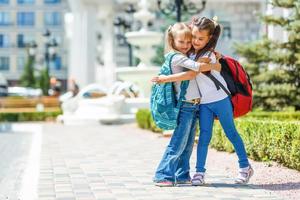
{"left": 153, "top": 17, "right": 254, "bottom": 185}
{"left": 153, "top": 22, "right": 221, "bottom": 187}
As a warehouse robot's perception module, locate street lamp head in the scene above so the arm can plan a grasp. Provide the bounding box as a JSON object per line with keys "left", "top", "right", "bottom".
{"left": 50, "top": 38, "right": 58, "bottom": 47}
{"left": 125, "top": 4, "right": 136, "bottom": 14}
{"left": 113, "top": 17, "right": 123, "bottom": 26}
{"left": 157, "top": 0, "right": 207, "bottom": 22}
{"left": 43, "top": 29, "right": 51, "bottom": 38}
{"left": 49, "top": 38, "right": 58, "bottom": 56}
{"left": 28, "top": 41, "right": 38, "bottom": 56}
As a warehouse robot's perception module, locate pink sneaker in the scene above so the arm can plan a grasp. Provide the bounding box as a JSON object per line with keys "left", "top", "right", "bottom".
{"left": 235, "top": 165, "right": 254, "bottom": 184}
{"left": 155, "top": 181, "right": 174, "bottom": 187}
{"left": 191, "top": 172, "right": 205, "bottom": 186}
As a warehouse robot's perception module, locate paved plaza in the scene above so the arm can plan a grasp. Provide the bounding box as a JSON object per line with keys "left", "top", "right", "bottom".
{"left": 0, "top": 123, "right": 284, "bottom": 200}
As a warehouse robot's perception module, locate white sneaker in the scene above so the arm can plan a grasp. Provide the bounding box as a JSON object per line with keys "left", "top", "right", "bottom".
{"left": 235, "top": 165, "right": 254, "bottom": 184}
{"left": 191, "top": 172, "right": 205, "bottom": 186}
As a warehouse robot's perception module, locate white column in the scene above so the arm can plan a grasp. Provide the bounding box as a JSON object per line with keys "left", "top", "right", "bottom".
{"left": 96, "top": 3, "right": 116, "bottom": 88}
{"left": 66, "top": 0, "right": 98, "bottom": 88}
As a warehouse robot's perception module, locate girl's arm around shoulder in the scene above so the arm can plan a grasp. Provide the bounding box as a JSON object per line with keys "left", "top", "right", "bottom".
{"left": 151, "top": 71, "right": 197, "bottom": 83}
{"left": 150, "top": 62, "right": 221, "bottom": 84}
{"left": 172, "top": 54, "right": 201, "bottom": 71}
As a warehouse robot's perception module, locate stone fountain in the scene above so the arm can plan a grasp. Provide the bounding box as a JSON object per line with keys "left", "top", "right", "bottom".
{"left": 59, "top": 0, "right": 163, "bottom": 125}
{"left": 115, "top": 0, "right": 163, "bottom": 97}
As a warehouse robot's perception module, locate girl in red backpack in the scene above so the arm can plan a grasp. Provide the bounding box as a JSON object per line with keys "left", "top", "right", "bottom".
{"left": 153, "top": 17, "right": 254, "bottom": 185}
{"left": 153, "top": 22, "right": 221, "bottom": 187}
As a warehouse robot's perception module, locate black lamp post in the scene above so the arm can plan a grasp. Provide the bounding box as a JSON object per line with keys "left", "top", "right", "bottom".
{"left": 157, "top": 0, "right": 207, "bottom": 22}
{"left": 41, "top": 29, "right": 58, "bottom": 95}
{"left": 23, "top": 30, "right": 58, "bottom": 95}
{"left": 43, "top": 29, "right": 58, "bottom": 73}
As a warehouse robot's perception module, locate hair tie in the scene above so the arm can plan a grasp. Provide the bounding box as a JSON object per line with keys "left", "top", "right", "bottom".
{"left": 167, "top": 25, "right": 173, "bottom": 32}
{"left": 212, "top": 16, "right": 218, "bottom": 26}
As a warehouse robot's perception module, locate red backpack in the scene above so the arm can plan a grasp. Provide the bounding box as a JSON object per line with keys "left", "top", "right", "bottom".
{"left": 205, "top": 55, "right": 253, "bottom": 118}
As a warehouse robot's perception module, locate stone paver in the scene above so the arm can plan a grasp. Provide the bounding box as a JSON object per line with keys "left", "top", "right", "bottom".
{"left": 0, "top": 123, "right": 284, "bottom": 200}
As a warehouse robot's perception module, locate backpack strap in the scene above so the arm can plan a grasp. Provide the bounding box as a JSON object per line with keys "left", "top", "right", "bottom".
{"left": 204, "top": 72, "right": 231, "bottom": 97}
{"left": 202, "top": 52, "right": 231, "bottom": 96}
{"left": 165, "top": 52, "right": 190, "bottom": 105}
{"left": 203, "top": 72, "right": 221, "bottom": 90}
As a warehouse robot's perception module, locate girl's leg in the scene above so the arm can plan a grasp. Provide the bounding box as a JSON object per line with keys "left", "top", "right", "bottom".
{"left": 195, "top": 104, "right": 215, "bottom": 173}
{"left": 213, "top": 97, "right": 249, "bottom": 168}
{"left": 154, "top": 104, "right": 197, "bottom": 183}
{"left": 175, "top": 110, "right": 198, "bottom": 182}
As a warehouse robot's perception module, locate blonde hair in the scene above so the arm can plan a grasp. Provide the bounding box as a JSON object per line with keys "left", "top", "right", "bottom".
{"left": 164, "top": 22, "right": 192, "bottom": 54}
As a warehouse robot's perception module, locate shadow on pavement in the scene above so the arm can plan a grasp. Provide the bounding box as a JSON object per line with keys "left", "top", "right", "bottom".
{"left": 249, "top": 182, "right": 300, "bottom": 191}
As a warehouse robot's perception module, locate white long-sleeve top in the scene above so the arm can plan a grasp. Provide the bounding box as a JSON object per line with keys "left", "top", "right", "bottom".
{"left": 170, "top": 52, "right": 229, "bottom": 103}
{"left": 191, "top": 52, "right": 229, "bottom": 104}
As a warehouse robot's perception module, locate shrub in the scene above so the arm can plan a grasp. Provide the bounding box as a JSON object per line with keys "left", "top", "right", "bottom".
{"left": 136, "top": 109, "right": 300, "bottom": 170}
{"left": 211, "top": 119, "right": 300, "bottom": 171}
{"left": 244, "top": 111, "right": 300, "bottom": 121}
{"left": 136, "top": 109, "right": 162, "bottom": 133}
{"left": 0, "top": 111, "right": 62, "bottom": 122}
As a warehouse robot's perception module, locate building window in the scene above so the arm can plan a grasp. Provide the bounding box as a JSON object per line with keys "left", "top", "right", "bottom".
{"left": 44, "top": 0, "right": 60, "bottom": 4}
{"left": 0, "top": 57, "right": 9, "bottom": 70}
{"left": 0, "top": 0, "right": 9, "bottom": 4}
{"left": 18, "top": 0, "right": 34, "bottom": 4}
{"left": 17, "top": 12, "right": 35, "bottom": 26}
{"left": 0, "top": 12, "right": 11, "bottom": 26}
{"left": 0, "top": 34, "right": 9, "bottom": 48}
{"left": 50, "top": 56, "right": 61, "bottom": 70}
{"left": 17, "top": 34, "right": 34, "bottom": 48}
{"left": 17, "top": 56, "right": 26, "bottom": 70}
{"left": 44, "top": 12, "right": 62, "bottom": 26}
{"left": 220, "top": 21, "right": 232, "bottom": 40}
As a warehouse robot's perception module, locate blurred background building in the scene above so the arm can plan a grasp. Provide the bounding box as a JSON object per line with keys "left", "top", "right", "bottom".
{"left": 1, "top": 0, "right": 275, "bottom": 91}
{"left": 0, "top": 0, "right": 69, "bottom": 86}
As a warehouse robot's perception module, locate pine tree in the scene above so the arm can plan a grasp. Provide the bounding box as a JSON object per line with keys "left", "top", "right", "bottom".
{"left": 38, "top": 67, "right": 50, "bottom": 96}
{"left": 235, "top": 0, "right": 300, "bottom": 111}
{"left": 20, "top": 55, "right": 36, "bottom": 88}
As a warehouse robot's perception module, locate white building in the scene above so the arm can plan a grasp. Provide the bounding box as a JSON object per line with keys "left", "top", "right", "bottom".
{"left": 0, "top": 0, "right": 69, "bottom": 85}
{"left": 1, "top": 0, "right": 272, "bottom": 91}
{"left": 66, "top": 0, "right": 267, "bottom": 89}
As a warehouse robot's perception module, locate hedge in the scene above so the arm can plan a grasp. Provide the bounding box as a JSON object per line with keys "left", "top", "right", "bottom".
{"left": 136, "top": 109, "right": 162, "bottom": 133}
{"left": 243, "top": 111, "right": 300, "bottom": 121}
{"left": 0, "top": 111, "right": 62, "bottom": 122}
{"left": 136, "top": 109, "right": 300, "bottom": 171}
{"left": 211, "top": 119, "right": 300, "bottom": 171}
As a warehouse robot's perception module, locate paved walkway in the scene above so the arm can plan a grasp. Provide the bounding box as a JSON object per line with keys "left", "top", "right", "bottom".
{"left": 0, "top": 123, "right": 284, "bottom": 200}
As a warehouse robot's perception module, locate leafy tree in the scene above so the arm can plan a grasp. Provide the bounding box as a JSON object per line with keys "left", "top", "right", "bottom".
{"left": 235, "top": 0, "right": 300, "bottom": 110}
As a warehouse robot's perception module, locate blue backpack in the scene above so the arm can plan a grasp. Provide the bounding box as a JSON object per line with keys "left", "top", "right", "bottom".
{"left": 150, "top": 52, "right": 189, "bottom": 130}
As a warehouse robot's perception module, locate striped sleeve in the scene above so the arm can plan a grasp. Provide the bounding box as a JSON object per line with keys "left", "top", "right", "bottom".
{"left": 171, "top": 54, "right": 200, "bottom": 71}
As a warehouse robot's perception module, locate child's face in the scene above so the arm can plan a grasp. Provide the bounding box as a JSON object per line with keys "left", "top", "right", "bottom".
{"left": 192, "top": 27, "right": 211, "bottom": 52}
{"left": 173, "top": 33, "right": 192, "bottom": 54}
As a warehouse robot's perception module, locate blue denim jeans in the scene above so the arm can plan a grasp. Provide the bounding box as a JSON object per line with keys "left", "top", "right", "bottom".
{"left": 154, "top": 102, "right": 198, "bottom": 183}
{"left": 196, "top": 97, "right": 249, "bottom": 172}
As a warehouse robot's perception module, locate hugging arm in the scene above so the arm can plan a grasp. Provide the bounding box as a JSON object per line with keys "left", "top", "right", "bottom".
{"left": 151, "top": 62, "right": 221, "bottom": 83}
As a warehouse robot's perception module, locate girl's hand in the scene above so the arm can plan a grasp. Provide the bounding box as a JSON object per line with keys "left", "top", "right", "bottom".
{"left": 197, "top": 57, "right": 211, "bottom": 63}
{"left": 198, "top": 63, "right": 212, "bottom": 72}
{"left": 214, "top": 51, "right": 222, "bottom": 62}
{"left": 212, "top": 62, "right": 222, "bottom": 72}
{"left": 151, "top": 75, "right": 168, "bottom": 84}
